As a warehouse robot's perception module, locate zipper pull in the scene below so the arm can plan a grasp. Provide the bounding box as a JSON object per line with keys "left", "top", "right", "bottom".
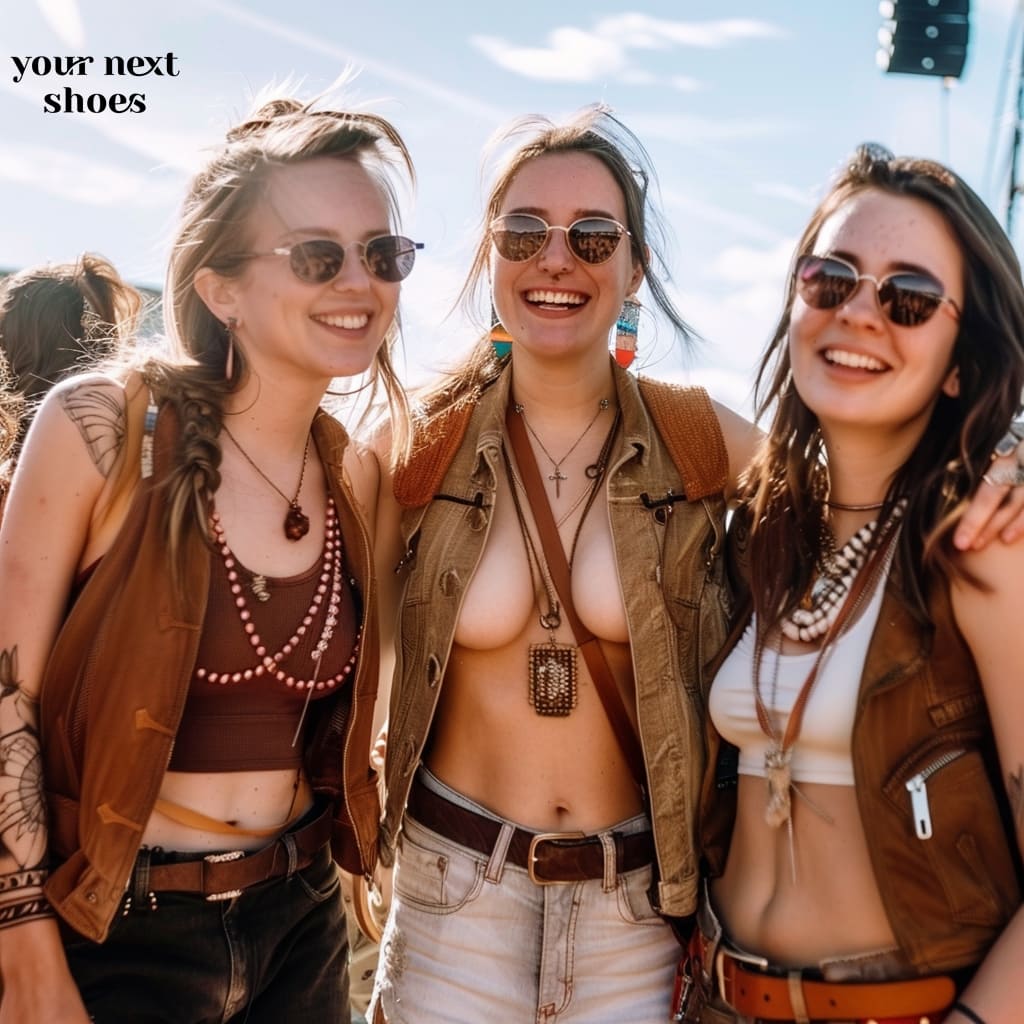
{"left": 905, "top": 773, "right": 933, "bottom": 840}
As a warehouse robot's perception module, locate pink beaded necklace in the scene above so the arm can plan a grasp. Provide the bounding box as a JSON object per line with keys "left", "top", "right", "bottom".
{"left": 196, "top": 497, "right": 360, "bottom": 693}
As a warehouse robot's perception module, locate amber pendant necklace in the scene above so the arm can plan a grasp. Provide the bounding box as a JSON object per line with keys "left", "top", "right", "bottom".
{"left": 222, "top": 424, "right": 312, "bottom": 541}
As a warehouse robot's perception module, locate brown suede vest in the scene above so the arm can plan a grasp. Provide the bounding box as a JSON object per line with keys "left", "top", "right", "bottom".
{"left": 699, "top": 556, "right": 1023, "bottom": 974}
{"left": 40, "top": 397, "right": 380, "bottom": 942}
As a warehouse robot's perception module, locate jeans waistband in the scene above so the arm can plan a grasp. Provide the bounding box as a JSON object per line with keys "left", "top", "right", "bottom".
{"left": 407, "top": 769, "right": 654, "bottom": 886}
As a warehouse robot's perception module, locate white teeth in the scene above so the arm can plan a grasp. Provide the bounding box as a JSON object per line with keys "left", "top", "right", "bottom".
{"left": 314, "top": 313, "right": 369, "bottom": 329}
{"left": 525, "top": 290, "right": 585, "bottom": 306}
{"left": 824, "top": 348, "right": 886, "bottom": 371}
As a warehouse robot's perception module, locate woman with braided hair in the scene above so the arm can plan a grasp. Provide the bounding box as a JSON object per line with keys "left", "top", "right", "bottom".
{"left": 0, "top": 93, "right": 419, "bottom": 1022}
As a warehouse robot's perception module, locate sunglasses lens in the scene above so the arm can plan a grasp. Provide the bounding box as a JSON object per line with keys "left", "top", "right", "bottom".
{"left": 567, "top": 218, "right": 625, "bottom": 264}
{"left": 795, "top": 256, "right": 856, "bottom": 310}
{"left": 289, "top": 240, "right": 345, "bottom": 284}
{"left": 364, "top": 235, "right": 419, "bottom": 282}
{"left": 878, "top": 274, "right": 944, "bottom": 326}
{"left": 492, "top": 215, "right": 548, "bottom": 262}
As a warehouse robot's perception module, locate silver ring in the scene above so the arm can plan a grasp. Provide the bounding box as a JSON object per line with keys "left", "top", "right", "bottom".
{"left": 992, "top": 419, "right": 1024, "bottom": 458}
{"left": 982, "top": 467, "right": 1024, "bottom": 487}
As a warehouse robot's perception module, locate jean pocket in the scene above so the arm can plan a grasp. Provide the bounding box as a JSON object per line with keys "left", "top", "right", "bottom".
{"left": 615, "top": 864, "right": 663, "bottom": 926}
{"left": 393, "top": 820, "right": 485, "bottom": 915}
{"left": 296, "top": 848, "right": 342, "bottom": 904}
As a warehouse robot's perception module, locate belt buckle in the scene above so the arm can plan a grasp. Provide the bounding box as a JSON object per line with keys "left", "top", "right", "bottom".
{"left": 203, "top": 849, "right": 245, "bottom": 902}
{"left": 527, "top": 831, "right": 586, "bottom": 885}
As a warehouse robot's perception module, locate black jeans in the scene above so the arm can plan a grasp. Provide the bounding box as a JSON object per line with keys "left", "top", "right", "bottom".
{"left": 64, "top": 842, "right": 348, "bottom": 1023}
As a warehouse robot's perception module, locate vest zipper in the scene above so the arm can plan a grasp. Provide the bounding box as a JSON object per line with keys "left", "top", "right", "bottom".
{"left": 904, "top": 747, "right": 966, "bottom": 840}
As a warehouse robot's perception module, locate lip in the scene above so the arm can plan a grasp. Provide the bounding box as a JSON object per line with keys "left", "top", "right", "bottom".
{"left": 311, "top": 311, "right": 372, "bottom": 331}
{"left": 822, "top": 347, "right": 889, "bottom": 373}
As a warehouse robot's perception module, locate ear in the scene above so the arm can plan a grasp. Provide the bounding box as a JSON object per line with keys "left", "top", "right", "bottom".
{"left": 628, "top": 244, "right": 648, "bottom": 295}
{"left": 193, "top": 266, "right": 243, "bottom": 326}
{"left": 941, "top": 364, "right": 960, "bottom": 399}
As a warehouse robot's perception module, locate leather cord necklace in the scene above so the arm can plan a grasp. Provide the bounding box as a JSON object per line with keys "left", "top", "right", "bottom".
{"left": 506, "top": 399, "right": 646, "bottom": 788}
{"left": 222, "top": 423, "right": 312, "bottom": 541}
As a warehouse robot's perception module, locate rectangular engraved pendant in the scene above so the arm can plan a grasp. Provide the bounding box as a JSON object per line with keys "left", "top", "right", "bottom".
{"left": 528, "top": 642, "right": 578, "bottom": 716}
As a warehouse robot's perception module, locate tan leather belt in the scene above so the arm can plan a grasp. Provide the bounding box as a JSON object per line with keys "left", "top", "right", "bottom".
{"left": 138, "top": 803, "right": 332, "bottom": 902}
{"left": 407, "top": 776, "right": 654, "bottom": 885}
{"left": 716, "top": 947, "right": 956, "bottom": 1022}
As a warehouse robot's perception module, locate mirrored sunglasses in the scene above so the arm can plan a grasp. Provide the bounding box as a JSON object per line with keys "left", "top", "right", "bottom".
{"left": 242, "top": 236, "right": 423, "bottom": 284}
{"left": 490, "top": 214, "right": 630, "bottom": 265}
{"left": 794, "top": 254, "right": 961, "bottom": 327}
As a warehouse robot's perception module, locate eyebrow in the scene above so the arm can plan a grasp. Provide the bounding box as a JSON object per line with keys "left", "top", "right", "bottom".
{"left": 271, "top": 226, "right": 394, "bottom": 248}
{"left": 828, "top": 248, "right": 945, "bottom": 280}
{"left": 507, "top": 205, "right": 623, "bottom": 221}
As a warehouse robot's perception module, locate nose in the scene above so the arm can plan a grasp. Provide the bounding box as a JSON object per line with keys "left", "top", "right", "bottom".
{"left": 536, "top": 226, "right": 574, "bottom": 273}
{"left": 837, "top": 274, "right": 885, "bottom": 329}
{"left": 330, "top": 242, "right": 373, "bottom": 289}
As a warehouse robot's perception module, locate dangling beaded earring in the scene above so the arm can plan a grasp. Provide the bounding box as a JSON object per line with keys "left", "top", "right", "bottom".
{"left": 224, "top": 317, "right": 237, "bottom": 381}
{"left": 490, "top": 320, "right": 513, "bottom": 358}
{"left": 614, "top": 294, "right": 641, "bottom": 368}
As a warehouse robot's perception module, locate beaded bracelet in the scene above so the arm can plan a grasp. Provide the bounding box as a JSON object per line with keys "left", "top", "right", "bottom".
{"left": 952, "top": 1000, "right": 987, "bottom": 1024}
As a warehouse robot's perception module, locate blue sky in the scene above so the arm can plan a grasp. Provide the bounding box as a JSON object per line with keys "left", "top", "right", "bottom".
{"left": 3, "top": 0, "right": 1022, "bottom": 416}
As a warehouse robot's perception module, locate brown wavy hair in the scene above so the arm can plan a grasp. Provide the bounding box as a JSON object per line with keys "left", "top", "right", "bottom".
{"left": 0, "top": 253, "right": 141, "bottom": 452}
{"left": 415, "top": 104, "right": 695, "bottom": 420}
{"left": 141, "top": 95, "right": 416, "bottom": 571}
{"left": 741, "top": 143, "right": 1024, "bottom": 623}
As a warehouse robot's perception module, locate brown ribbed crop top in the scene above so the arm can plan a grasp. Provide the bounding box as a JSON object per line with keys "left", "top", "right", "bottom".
{"left": 167, "top": 525, "right": 360, "bottom": 773}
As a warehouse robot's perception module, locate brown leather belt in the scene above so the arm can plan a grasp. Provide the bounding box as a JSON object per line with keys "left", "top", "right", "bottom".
{"left": 407, "top": 775, "right": 654, "bottom": 885}
{"left": 715, "top": 947, "right": 957, "bottom": 1022}
{"left": 137, "top": 804, "right": 333, "bottom": 902}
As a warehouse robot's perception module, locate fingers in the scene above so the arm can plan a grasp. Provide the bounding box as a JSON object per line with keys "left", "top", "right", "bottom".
{"left": 955, "top": 432, "right": 1024, "bottom": 550}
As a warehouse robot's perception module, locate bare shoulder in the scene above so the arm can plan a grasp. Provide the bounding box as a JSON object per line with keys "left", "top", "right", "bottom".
{"left": 710, "top": 400, "right": 762, "bottom": 499}
{"left": 52, "top": 372, "right": 130, "bottom": 480}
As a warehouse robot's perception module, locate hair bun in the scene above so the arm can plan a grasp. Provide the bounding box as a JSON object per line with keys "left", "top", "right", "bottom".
{"left": 225, "top": 98, "right": 307, "bottom": 143}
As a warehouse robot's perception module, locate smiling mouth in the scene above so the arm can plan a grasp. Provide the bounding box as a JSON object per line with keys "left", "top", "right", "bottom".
{"left": 313, "top": 313, "right": 370, "bottom": 329}
{"left": 524, "top": 289, "right": 586, "bottom": 308}
{"left": 824, "top": 348, "right": 887, "bottom": 372}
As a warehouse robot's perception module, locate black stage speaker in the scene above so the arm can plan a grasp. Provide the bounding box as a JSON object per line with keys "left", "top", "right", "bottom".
{"left": 877, "top": 0, "right": 970, "bottom": 78}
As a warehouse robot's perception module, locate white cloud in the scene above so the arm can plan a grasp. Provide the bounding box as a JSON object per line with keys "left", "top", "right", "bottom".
{"left": 471, "top": 15, "right": 786, "bottom": 85}
{"left": 662, "top": 187, "right": 787, "bottom": 245}
{"left": 753, "top": 182, "right": 818, "bottom": 208}
{"left": 628, "top": 112, "right": 795, "bottom": 146}
{"left": 33, "top": 0, "right": 85, "bottom": 49}
{"left": 471, "top": 29, "right": 625, "bottom": 83}
{"left": 0, "top": 144, "right": 178, "bottom": 207}
{"left": 670, "top": 76, "right": 703, "bottom": 93}
{"left": 709, "top": 239, "right": 795, "bottom": 285}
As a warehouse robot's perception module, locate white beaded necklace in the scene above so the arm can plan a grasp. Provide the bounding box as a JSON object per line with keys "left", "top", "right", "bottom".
{"left": 196, "top": 497, "right": 360, "bottom": 692}
{"left": 781, "top": 502, "right": 904, "bottom": 643}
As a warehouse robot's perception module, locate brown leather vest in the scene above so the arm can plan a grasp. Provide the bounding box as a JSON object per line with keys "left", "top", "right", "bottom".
{"left": 699, "top": 559, "right": 1023, "bottom": 973}
{"left": 40, "top": 397, "right": 380, "bottom": 942}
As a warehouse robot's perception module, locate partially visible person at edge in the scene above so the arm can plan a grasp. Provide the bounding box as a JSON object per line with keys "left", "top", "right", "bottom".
{"left": 364, "top": 107, "right": 1024, "bottom": 1024}
{"left": 694, "top": 144, "right": 1024, "bottom": 1024}
{"left": 0, "top": 253, "right": 142, "bottom": 500}
{"left": 0, "top": 94, "right": 420, "bottom": 1023}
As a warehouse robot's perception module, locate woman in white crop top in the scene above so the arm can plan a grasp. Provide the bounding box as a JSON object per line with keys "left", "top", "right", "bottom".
{"left": 693, "top": 145, "right": 1024, "bottom": 1024}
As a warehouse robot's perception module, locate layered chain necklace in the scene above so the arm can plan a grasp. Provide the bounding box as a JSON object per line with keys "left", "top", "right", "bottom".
{"left": 502, "top": 407, "right": 621, "bottom": 716}
{"left": 222, "top": 423, "right": 312, "bottom": 541}
{"left": 514, "top": 398, "right": 610, "bottom": 498}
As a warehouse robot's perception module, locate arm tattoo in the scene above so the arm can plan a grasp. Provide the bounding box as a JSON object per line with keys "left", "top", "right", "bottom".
{"left": 1009, "top": 765, "right": 1024, "bottom": 839}
{"left": 58, "top": 380, "right": 127, "bottom": 479}
{"left": 0, "top": 647, "right": 47, "bottom": 871}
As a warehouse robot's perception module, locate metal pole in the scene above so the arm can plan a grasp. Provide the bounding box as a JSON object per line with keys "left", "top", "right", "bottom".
{"left": 1008, "top": 7, "right": 1024, "bottom": 234}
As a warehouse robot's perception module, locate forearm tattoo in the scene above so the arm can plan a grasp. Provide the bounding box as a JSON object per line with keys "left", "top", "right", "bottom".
{"left": 0, "top": 647, "right": 51, "bottom": 927}
{"left": 58, "top": 380, "right": 127, "bottom": 479}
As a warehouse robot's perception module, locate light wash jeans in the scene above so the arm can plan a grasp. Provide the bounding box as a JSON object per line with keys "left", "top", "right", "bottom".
{"left": 368, "top": 772, "right": 679, "bottom": 1024}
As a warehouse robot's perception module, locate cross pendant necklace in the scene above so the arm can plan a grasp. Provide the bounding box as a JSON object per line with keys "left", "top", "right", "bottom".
{"left": 548, "top": 467, "right": 568, "bottom": 497}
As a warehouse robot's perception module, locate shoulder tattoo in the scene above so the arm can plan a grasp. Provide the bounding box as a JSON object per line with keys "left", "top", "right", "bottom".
{"left": 59, "top": 380, "right": 127, "bottom": 479}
